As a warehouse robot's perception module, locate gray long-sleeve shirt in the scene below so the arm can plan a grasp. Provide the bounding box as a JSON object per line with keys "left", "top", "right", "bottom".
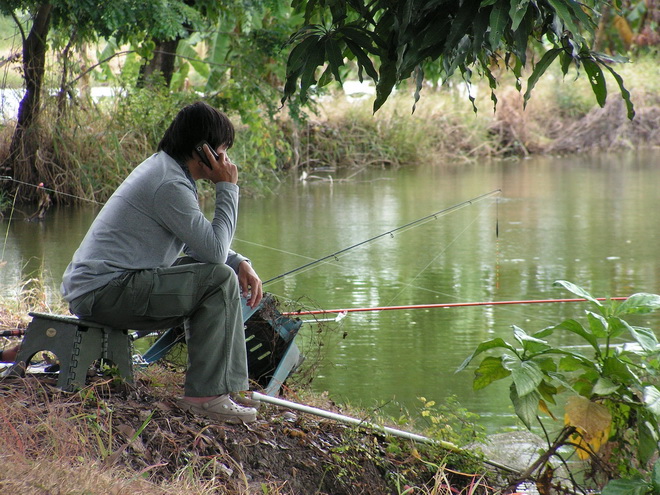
{"left": 61, "top": 151, "right": 246, "bottom": 302}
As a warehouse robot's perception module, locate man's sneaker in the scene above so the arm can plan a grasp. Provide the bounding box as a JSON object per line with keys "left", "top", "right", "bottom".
{"left": 178, "top": 394, "right": 257, "bottom": 424}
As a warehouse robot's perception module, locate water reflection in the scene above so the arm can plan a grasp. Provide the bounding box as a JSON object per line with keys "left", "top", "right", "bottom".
{"left": 0, "top": 150, "right": 658, "bottom": 432}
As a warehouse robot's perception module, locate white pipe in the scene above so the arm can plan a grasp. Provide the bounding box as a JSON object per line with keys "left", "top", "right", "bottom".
{"left": 251, "top": 392, "right": 518, "bottom": 473}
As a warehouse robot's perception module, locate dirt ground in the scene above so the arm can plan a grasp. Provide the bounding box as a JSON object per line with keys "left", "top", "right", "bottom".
{"left": 0, "top": 368, "right": 495, "bottom": 494}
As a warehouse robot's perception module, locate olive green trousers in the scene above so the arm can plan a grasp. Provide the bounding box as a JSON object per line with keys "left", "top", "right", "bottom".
{"left": 69, "top": 260, "right": 248, "bottom": 397}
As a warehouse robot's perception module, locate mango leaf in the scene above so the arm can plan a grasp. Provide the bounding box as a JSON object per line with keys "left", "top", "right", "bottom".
{"left": 546, "top": 0, "right": 580, "bottom": 34}
{"left": 343, "top": 38, "right": 379, "bottom": 81}
{"left": 412, "top": 65, "right": 424, "bottom": 113}
{"left": 374, "top": 59, "right": 398, "bottom": 112}
{"left": 565, "top": 0, "right": 597, "bottom": 29}
{"left": 299, "top": 40, "right": 328, "bottom": 103}
{"left": 488, "top": 1, "right": 508, "bottom": 50}
{"left": 601, "top": 478, "right": 652, "bottom": 495}
{"left": 443, "top": 0, "right": 479, "bottom": 55}
{"left": 509, "top": 359, "right": 544, "bottom": 397}
{"left": 511, "top": 9, "right": 532, "bottom": 64}
{"left": 616, "top": 293, "right": 660, "bottom": 315}
{"left": 456, "top": 337, "right": 518, "bottom": 372}
{"left": 523, "top": 48, "right": 561, "bottom": 107}
{"left": 553, "top": 280, "right": 603, "bottom": 307}
{"left": 643, "top": 386, "right": 660, "bottom": 416}
{"left": 287, "top": 33, "right": 321, "bottom": 74}
{"left": 582, "top": 58, "right": 607, "bottom": 107}
{"left": 509, "top": 0, "right": 530, "bottom": 31}
{"left": 323, "top": 37, "right": 344, "bottom": 83}
{"left": 510, "top": 384, "right": 540, "bottom": 428}
{"left": 599, "top": 61, "right": 635, "bottom": 120}
{"left": 473, "top": 356, "right": 512, "bottom": 390}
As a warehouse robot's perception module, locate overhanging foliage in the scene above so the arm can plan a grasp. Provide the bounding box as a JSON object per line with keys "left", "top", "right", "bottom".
{"left": 281, "top": 0, "right": 635, "bottom": 119}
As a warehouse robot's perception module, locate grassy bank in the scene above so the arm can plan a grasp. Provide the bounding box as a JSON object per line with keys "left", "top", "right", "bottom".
{"left": 0, "top": 288, "right": 498, "bottom": 495}
{"left": 0, "top": 52, "right": 657, "bottom": 207}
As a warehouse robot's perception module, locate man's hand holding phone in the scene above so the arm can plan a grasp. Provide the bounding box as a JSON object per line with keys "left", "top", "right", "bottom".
{"left": 195, "top": 141, "right": 238, "bottom": 185}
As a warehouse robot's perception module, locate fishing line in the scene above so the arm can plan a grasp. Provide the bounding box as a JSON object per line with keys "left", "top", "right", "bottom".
{"left": 0, "top": 176, "right": 104, "bottom": 205}
{"left": 495, "top": 196, "right": 500, "bottom": 290}
{"left": 263, "top": 189, "right": 501, "bottom": 286}
{"left": 1, "top": 185, "right": 20, "bottom": 262}
{"left": 384, "top": 203, "right": 489, "bottom": 307}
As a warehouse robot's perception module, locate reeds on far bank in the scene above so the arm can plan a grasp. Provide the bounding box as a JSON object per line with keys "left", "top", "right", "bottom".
{"left": 0, "top": 53, "right": 657, "bottom": 205}
{"left": 300, "top": 51, "right": 659, "bottom": 170}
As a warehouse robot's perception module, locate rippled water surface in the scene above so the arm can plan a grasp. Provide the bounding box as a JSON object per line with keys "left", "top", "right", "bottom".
{"left": 3, "top": 150, "right": 658, "bottom": 431}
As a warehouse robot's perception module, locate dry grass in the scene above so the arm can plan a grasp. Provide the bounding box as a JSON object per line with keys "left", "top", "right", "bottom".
{"left": 0, "top": 369, "right": 497, "bottom": 495}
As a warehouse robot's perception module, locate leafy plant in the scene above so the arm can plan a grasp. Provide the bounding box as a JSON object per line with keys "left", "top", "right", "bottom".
{"left": 281, "top": 0, "right": 636, "bottom": 118}
{"left": 458, "top": 280, "right": 660, "bottom": 491}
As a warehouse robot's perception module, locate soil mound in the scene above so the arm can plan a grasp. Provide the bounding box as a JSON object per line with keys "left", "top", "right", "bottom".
{"left": 0, "top": 370, "right": 491, "bottom": 494}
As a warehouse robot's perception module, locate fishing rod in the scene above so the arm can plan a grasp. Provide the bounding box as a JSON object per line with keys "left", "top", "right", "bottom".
{"left": 263, "top": 188, "right": 501, "bottom": 286}
{"left": 282, "top": 297, "right": 629, "bottom": 316}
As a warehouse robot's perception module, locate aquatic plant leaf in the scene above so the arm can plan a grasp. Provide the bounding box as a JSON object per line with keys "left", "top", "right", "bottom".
{"left": 565, "top": 396, "right": 612, "bottom": 459}
{"left": 638, "top": 418, "right": 658, "bottom": 466}
{"left": 538, "top": 399, "right": 557, "bottom": 419}
{"left": 626, "top": 325, "right": 659, "bottom": 353}
{"left": 586, "top": 311, "right": 608, "bottom": 338}
{"left": 565, "top": 395, "right": 611, "bottom": 437}
{"left": 537, "top": 379, "right": 558, "bottom": 405}
{"left": 643, "top": 386, "right": 660, "bottom": 416}
{"left": 592, "top": 377, "right": 619, "bottom": 396}
{"left": 552, "top": 319, "right": 599, "bottom": 352}
{"left": 473, "top": 356, "right": 511, "bottom": 390}
{"left": 553, "top": 280, "right": 603, "bottom": 307}
{"left": 653, "top": 459, "right": 660, "bottom": 492}
{"left": 603, "top": 356, "right": 639, "bottom": 387}
{"left": 617, "top": 293, "right": 660, "bottom": 315}
{"left": 456, "top": 337, "right": 518, "bottom": 372}
{"left": 601, "top": 477, "right": 652, "bottom": 495}
{"left": 510, "top": 385, "right": 540, "bottom": 429}
{"left": 510, "top": 360, "right": 544, "bottom": 397}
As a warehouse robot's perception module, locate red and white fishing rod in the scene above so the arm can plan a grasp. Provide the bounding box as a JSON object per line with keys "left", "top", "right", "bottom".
{"left": 283, "top": 297, "right": 628, "bottom": 316}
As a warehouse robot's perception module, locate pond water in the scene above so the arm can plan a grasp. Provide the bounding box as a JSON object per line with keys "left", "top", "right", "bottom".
{"left": 2, "top": 149, "right": 659, "bottom": 433}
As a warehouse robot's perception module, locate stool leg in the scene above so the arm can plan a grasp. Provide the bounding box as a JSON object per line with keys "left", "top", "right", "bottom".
{"left": 102, "top": 329, "right": 134, "bottom": 383}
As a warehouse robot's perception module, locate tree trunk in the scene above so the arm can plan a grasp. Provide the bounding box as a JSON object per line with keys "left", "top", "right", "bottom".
{"left": 2, "top": 4, "right": 53, "bottom": 202}
{"left": 138, "top": 38, "right": 181, "bottom": 88}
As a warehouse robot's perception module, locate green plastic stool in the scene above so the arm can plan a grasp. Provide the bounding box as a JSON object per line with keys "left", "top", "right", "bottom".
{"left": 8, "top": 312, "right": 134, "bottom": 391}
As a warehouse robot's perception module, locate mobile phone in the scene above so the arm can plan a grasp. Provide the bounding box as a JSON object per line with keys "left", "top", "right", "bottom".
{"left": 194, "top": 141, "right": 220, "bottom": 169}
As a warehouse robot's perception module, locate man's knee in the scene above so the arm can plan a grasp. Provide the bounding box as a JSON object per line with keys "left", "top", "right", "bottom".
{"left": 208, "top": 263, "right": 239, "bottom": 293}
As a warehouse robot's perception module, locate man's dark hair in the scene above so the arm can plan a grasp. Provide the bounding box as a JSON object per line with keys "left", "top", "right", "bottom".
{"left": 158, "top": 101, "right": 235, "bottom": 163}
